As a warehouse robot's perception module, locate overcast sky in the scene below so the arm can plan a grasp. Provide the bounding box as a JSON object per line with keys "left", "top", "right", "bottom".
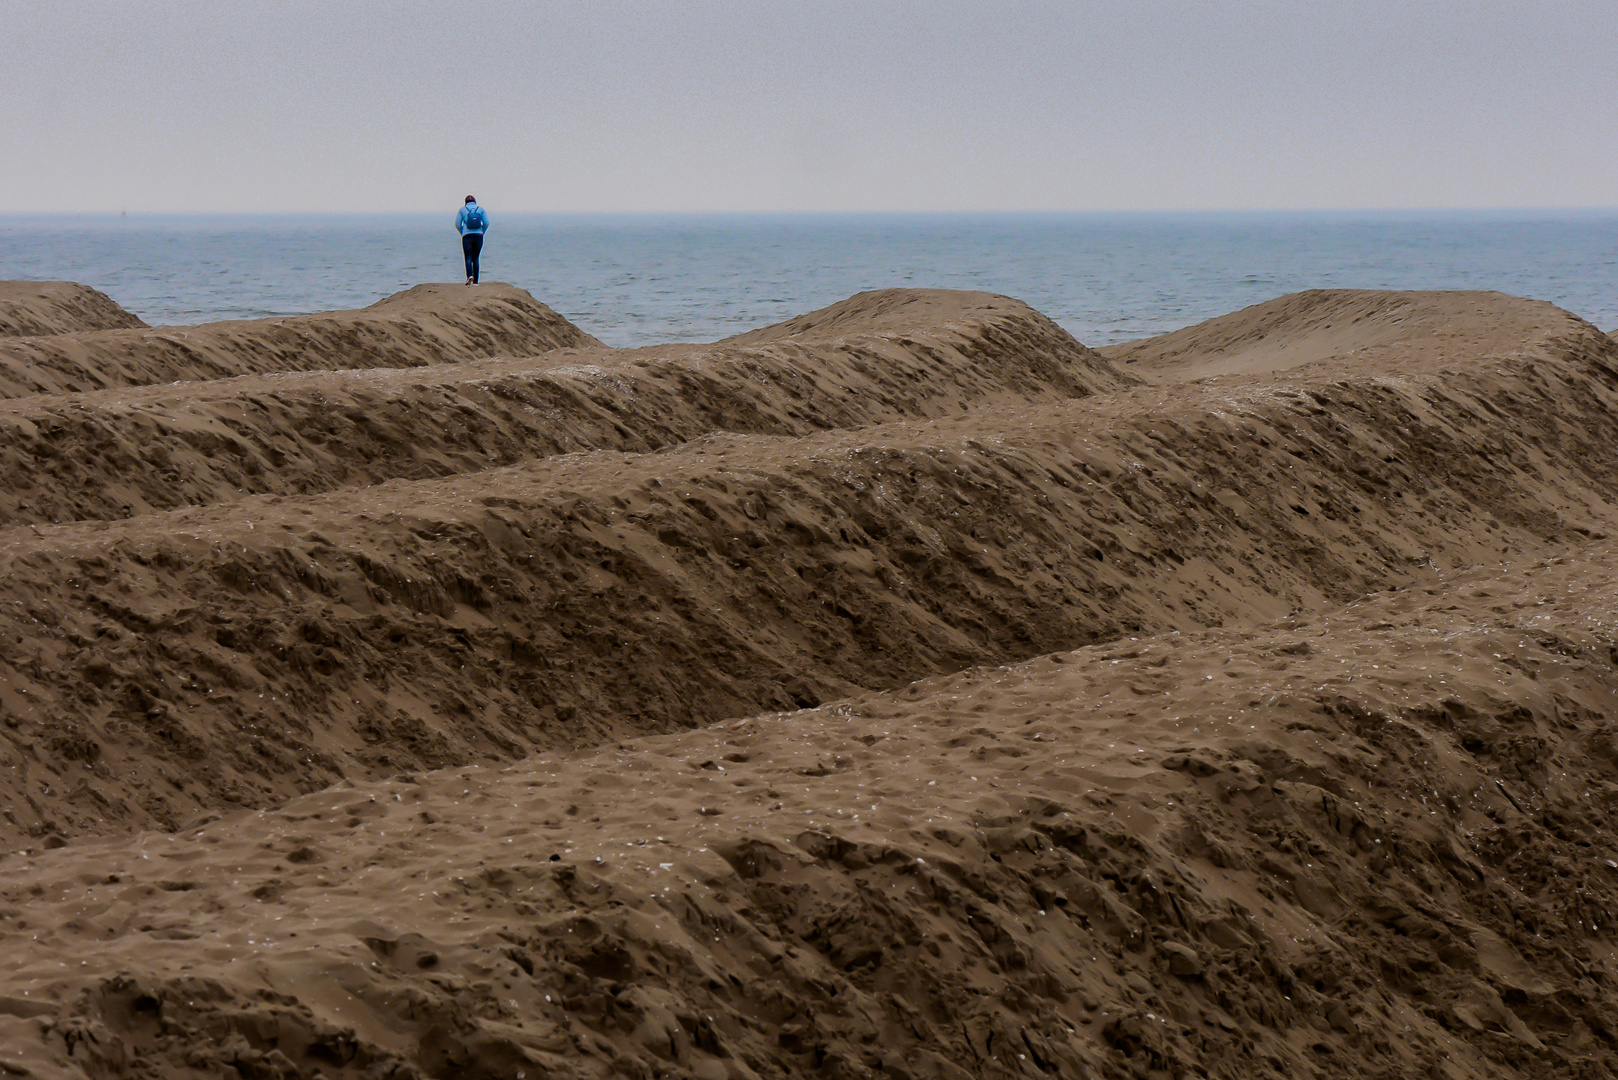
{"left": 2, "top": 0, "right": 1614, "bottom": 213}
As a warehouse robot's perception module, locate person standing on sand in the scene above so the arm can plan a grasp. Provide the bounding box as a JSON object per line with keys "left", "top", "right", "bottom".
{"left": 455, "top": 195, "right": 489, "bottom": 285}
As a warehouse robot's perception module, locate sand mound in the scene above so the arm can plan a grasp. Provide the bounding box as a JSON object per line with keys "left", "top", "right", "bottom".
{"left": 0, "top": 283, "right": 598, "bottom": 399}
{"left": 728, "top": 288, "right": 1058, "bottom": 345}
{"left": 1101, "top": 289, "right": 1574, "bottom": 382}
{"left": 0, "top": 292, "right": 1127, "bottom": 526}
{"left": 6, "top": 548, "right": 1618, "bottom": 1079}
{"left": 5, "top": 292, "right": 1618, "bottom": 847}
{"left": 0, "top": 282, "right": 146, "bottom": 336}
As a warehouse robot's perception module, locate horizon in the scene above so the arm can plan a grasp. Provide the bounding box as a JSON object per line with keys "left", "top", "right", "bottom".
{"left": 5, "top": 207, "right": 1618, "bottom": 221}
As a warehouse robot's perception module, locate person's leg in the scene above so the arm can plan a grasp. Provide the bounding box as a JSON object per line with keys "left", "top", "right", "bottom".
{"left": 467, "top": 233, "right": 484, "bottom": 284}
{"left": 462, "top": 234, "right": 478, "bottom": 283}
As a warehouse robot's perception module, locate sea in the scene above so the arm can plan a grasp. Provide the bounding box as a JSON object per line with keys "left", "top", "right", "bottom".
{"left": 1, "top": 211, "right": 1615, "bottom": 348}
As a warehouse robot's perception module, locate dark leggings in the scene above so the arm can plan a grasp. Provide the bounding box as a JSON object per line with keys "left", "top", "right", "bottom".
{"left": 461, "top": 232, "right": 484, "bottom": 282}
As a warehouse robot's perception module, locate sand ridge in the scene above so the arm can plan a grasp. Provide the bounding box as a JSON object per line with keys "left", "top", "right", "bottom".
{"left": 1100, "top": 289, "right": 1576, "bottom": 383}
{"left": 6, "top": 284, "right": 1618, "bottom": 1078}
{"left": 0, "top": 283, "right": 598, "bottom": 399}
{"left": 7, "top": 548, "right": 1618, "bottom": 1078}
{"left": 0, "top": 282, "right": 146, "bottom": 337}
{"left": 4, "top": 292, "right": 1618, "bottom": 852}
{"left": 0, "top": 290, "right": 1127, "bottom": 527}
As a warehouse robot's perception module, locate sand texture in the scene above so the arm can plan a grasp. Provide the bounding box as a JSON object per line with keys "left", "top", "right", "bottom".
{"left": 0, "top": 283, "right": 146, "bottom": 337}
{"left": 0, "top": 284, "right": 598, "bottom": 399}
{"left": 5, "top": 285, "right": 1618, "bottom": 1079}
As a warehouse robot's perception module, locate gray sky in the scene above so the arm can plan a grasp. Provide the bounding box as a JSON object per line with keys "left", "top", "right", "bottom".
{"left": 2, "top": 0, "right": 1614, "bottom": 213}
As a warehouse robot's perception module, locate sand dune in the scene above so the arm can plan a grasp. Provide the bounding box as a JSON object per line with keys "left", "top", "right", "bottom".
{"left": 724, "top": 287, "right": 1053, "bottom": 345}
{"left": 0, "top": 283, "right": 597, "bottom": 399}
{"left": 5, "top": 284, "right": 1618, "bottom": 1079}
{"left": 0, "top": 291, "right": 1125, "bottom": 526}
{"left": 0, "top": 282, "right": 146, "bottom": 337}
{"left": 2, "top": 290, "right": 1617, "bottom": 848}
{"left": 6, "top": 547, "right": 1618, "bottom": 1079}
{"left": 1101, "top": 289, "right": 1573, "bottom": 383}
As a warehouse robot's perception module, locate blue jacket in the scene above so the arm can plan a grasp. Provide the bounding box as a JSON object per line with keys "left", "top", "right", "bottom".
{"left": 456, "top": 202, "right": 488, "bottom": 235}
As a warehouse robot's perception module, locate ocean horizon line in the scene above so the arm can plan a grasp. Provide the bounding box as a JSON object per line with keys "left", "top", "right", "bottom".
{"left": 4, "top": 207, "right": 1618, "bottom": 224}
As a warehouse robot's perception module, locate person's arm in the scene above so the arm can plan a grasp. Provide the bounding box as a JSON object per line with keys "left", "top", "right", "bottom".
{"left": 454, "top": 207, "right": 465, "bottom": 234}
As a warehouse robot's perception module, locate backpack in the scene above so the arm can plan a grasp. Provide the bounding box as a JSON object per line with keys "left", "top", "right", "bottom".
{"left": 464, "top": 204, "right": 486, "bottom": 231}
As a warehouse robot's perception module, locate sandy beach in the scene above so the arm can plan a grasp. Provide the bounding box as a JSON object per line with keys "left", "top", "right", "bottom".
{"left": 4, "top": 281, "right": 1618, "bottom": 1079}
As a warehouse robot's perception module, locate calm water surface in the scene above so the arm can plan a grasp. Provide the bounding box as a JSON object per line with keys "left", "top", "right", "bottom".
{"left": 1, "top": 212, "right": 1615, "bottom": 347}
